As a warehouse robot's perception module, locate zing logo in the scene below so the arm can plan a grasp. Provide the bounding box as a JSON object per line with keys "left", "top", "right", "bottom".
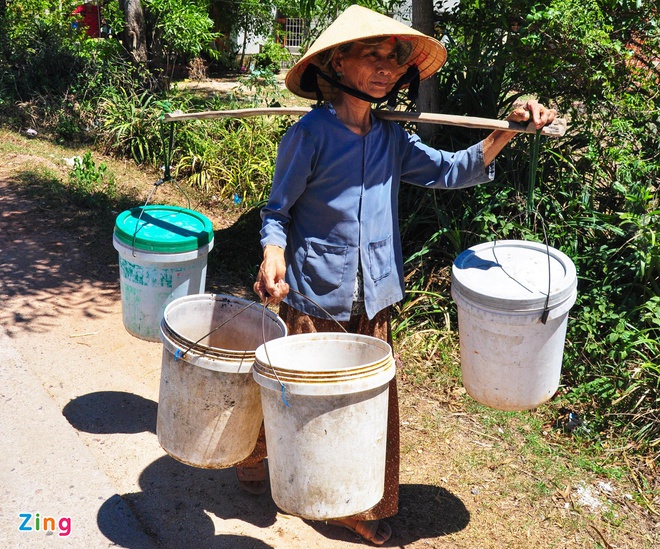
{"left": 18, "top": 513, "right": 71, "bottom": 537}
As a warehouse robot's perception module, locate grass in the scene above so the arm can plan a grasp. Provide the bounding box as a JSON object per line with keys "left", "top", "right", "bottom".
{"left": 394, "top": 313, "right": 658, "bottom": 547}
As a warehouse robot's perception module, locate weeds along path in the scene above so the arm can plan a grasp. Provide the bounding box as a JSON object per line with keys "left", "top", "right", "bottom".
{"left": 0, "top": 128, "right": 657, "bottom": 548}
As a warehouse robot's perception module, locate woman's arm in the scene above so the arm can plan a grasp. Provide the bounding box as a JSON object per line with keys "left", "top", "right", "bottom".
{"left": 482, "top": 99, "right": 557, "bottom": 166}
{"left": 253, "top": 122, "right": 316, "bottom": 304}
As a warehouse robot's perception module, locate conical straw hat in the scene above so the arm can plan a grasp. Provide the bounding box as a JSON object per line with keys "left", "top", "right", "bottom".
{"left": 285, "top": 5, "right": 447, "bottom": 101}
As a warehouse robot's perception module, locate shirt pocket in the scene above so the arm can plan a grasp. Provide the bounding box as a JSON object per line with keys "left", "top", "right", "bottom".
{"left": 302, "top": 238, "right": 349, "bottom": 293}
{"left": 368, "top": 236, "right": 392, "bottom": 282}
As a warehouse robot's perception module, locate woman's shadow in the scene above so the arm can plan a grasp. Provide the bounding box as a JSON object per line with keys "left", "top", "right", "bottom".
{"left": 64, "top": 391, "right": 277, "bottom": 549}
{"left": 307, "top": 483, "right": 470, "bottom": 546}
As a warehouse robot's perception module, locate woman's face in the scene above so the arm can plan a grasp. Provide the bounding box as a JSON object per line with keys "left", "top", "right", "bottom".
{"left": 333, "top": 40, "right": 401, "bottom": 99}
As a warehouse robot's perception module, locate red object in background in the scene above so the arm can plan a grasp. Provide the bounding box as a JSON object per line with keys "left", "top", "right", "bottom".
{"left": 72, "top": 4, "right": 100, "bottom": 38}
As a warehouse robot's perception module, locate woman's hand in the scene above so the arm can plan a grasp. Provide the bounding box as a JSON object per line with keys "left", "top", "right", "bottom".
{"left": 506, "top": 99, "right": 557, "bottom": 130}
{"left": 253, "top": 245, "right": 290, "bottom": 304}
{"left": 483, "top": 99, "right": 558, "bottom": 166}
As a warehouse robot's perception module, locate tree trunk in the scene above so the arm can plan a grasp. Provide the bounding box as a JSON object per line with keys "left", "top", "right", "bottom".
{"left": 240, "top": 25, "right": 248, "bottom": 70}
{"left": 412, "top": 0, "right": 441, "bottom": 143}
{"left": 119, "top": 0, "right": 148, "bottom": 64}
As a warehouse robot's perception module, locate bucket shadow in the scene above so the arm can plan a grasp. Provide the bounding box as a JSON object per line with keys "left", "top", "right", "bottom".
{"left": 96, "top": 494, "right": 158, "bottom": 549}
{"left": 98, "top": 455, "right": 278, "bottom": 549}
{"left": 390, "top": 484, "right": 470, "bottom": 543}
{"left": 63, "top": 391, "right": 157, "bottom": 434}
{"left": 306, "top": 483, "right": 469, "bottom": 546}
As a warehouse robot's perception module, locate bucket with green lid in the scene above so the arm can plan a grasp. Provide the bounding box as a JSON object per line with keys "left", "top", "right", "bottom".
{"left": 113, "top": 205, "right": 215, "bottom": 341}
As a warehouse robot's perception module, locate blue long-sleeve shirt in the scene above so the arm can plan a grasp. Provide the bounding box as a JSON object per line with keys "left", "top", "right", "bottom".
{"left": 260, "top": 106, "right": 493, "bottom": 320}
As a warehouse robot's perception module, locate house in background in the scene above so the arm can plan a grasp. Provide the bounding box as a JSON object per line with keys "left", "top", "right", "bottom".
{"left": 235, "top": 10, "right": 307, "bottom": 57}
{"left": 275, "top": 13, "right": 307, "bottom": 55}
{"left": 235, "top": 5, "right": 412, "bottom": 66}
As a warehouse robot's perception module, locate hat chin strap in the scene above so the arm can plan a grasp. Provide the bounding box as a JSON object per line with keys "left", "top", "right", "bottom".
{"left": 300, "top": 64, "right": 420, "bottom": 109}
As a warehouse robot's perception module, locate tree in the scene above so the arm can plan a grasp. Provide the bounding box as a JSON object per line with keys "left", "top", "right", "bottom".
{"left": 145, "top": 0, "right": 220, "bottom": 77}
{"left": 297, "top": 0, "right": 407, "bottom": 41}
{"left": 119, "top": 0, "right": 148, "bottom": 64}
{"left": 412, "top": 0, "right": 440, "bottom": 142}
{"left": 208, "top": 0, "right": 301, "bottom": 70}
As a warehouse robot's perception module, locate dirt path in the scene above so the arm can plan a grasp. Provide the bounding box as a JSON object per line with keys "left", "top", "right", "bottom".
{"left": 1, "top": 129, "right": 656, "bottom": 548}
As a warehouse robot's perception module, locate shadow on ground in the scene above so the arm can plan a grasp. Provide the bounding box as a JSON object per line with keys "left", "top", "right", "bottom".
{"left": 69, "top": 389, "right": 469, "bottom": 548}
{"left": 63, "top": 391, "right": 158, "bottom": 434}
{"left": 307, "top": 484, "right": 470, "bottom": 546}
{"left": 392, "top": 484, "right": 470, "bottom": 542}
{"left": 0, "top": 169, "right": 264, "bottom": 337}
{"left": 66, "top": 390, "right": 277, "bottom": 548}
{"left": 0, "top": 172, "right": 127, "bottom": 336}
{"left": 99, "top": 456, "right": 279, "bottom": 549}
{"left": 71, "top": 392, "right": 469, "bottom": 548}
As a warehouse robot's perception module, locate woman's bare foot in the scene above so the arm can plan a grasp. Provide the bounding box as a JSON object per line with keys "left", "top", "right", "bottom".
{"left": 235, "top": 461, "right": 267, "bottom": 495}
{"left": 327, "top": 517, "right": 392, "bottom": 545}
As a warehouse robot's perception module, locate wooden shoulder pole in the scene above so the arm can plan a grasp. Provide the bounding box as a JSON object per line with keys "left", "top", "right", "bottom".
{"left": 163, "top": 107, "right": 567, "bottom": 137}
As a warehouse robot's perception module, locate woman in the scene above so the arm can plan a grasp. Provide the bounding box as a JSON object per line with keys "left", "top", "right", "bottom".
{"left": 241, "top": 5, "right": 556, "bottom": 546}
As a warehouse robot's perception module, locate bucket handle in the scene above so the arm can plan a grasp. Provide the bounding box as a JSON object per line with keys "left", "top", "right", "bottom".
{"left": 260, "top": 289, "right": 350, "bottom": 407}
{"left": 490, "top": 212, "right": 552, "bottom": 324}
{"left": 174, "top": 289, "right": 347, "bottom": 362}
{"left": 286, "top": 288, "right": 349, "bottom": 333}
{"left": 130, "top": 176, "right": 191, "bottom": 257}
{"left": 132, "top": 178, "right": 190, "bottom": 257}
{"left": 174, "top": 290, "right": 348, "bottom": 407}
{"left": 130, "top": 104, "right": 193, "bottom": 256}
{"left": 259, "top": 305, "right": 291, "bottom": 407}
{"left": 174, "top": 300, "right": 260, "bottom": 361}
{"left": 170, "top": 298, "right": 293, "bottom": 406}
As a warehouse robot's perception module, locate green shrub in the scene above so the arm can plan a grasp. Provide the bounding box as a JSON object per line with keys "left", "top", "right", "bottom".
{"left": 174, "top": 117, "right": 288, "bottom": 207}
{"left": 144, "top": 0, "right": 220, "bottom": 76}
{"left": 238, "top": 66, "right": 286, "bottom": 107}
{"left": 68, "top": 151, "right": 117, "bottom": 207}
{"left": 253, "top": 39, "right": 292, "bottom": 73}
{"left": 97, "top": 87, "right": 165, "bottom": 166}
{"left": 397, "top": 0, "right": 660, "bottom": 456}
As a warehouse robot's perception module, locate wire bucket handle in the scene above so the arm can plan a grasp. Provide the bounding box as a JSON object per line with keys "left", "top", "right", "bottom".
{"left": 489, "top": 211, "right": 552, "bottom": 324}
{"left": 172, "top": 290, "right": 348, "bottom": 407}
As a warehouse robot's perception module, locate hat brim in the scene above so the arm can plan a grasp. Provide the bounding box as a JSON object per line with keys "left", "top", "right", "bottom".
{"left": 285, "top": 5, "right": 447, "bottom": 101}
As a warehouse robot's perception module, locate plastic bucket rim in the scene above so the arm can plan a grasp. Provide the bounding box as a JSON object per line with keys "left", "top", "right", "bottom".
{"left": 160, "top": 293, "right": 287, "bottom": 372}
{"left": 253, "top": 355, "right": 394, "bottom": 379}
{"left": 253, "top": 332, "right": 395, "bottom": 395}
{"left": 113, "top": 233, "right": 214, "bottom": 263}
{"left": 451, "top": 239, "right": 577, "bottom": 312}
{"left": 253, "top": 360, "right": 395, "bottom": 395}
{"left": 451, "top": 286, "right": 578, "bottom": 319}
{"left": 253, "top": 332, "right": 393, "bottom": 374}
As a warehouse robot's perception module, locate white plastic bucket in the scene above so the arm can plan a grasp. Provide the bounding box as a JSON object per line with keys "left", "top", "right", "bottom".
{"left": 113, "top": 205, "right": 214, "bottom": 342}
{"left": 157, "top": 294, "right": 287, "bottom": 469}
{"left": 252, "top": 332, "right": 395, "bottom": 520}
{"left": 451, "top": 240, "right": 577, "bottom": 411}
